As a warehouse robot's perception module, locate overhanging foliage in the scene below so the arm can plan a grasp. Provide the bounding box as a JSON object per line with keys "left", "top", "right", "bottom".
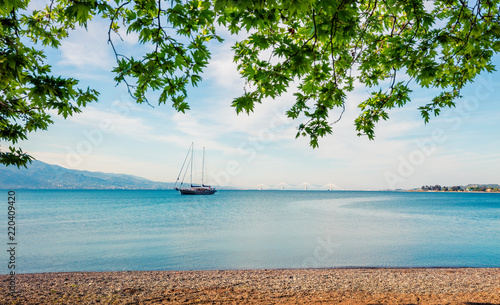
{"left": 1, "top": 0, "right": 499, "bottom": 166}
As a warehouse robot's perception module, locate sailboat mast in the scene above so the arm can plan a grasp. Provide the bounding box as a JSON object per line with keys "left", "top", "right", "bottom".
{"left": 202, "top": 147, "right": 205, "bottom": 186}
{"left": 190, "top": 142, "right": 193, "bottom": 187}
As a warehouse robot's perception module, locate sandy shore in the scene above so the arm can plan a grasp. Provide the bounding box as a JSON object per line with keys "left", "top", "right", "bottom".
{"left": 1, "top": 268, "right": 499, "bottom": 304}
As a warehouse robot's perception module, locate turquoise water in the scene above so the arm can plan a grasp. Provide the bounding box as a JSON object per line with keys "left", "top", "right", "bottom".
{"left": 2, "top": 190, "right": 499, "bottom": 274}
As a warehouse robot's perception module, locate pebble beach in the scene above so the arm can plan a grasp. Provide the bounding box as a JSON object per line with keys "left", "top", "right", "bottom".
{"left": 1, "top": 268, "right": 499, "bottom": 304}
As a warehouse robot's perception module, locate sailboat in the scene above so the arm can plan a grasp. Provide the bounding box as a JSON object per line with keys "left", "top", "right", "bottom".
{"left": 174, "top": 143, "right": 217, "bottom": 195}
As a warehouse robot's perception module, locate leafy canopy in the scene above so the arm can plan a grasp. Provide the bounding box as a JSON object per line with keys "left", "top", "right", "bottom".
{"left": 1, "top": 0, "right": 499, "bottom": 167}
{"left": 221, "top": 0, "right": 500, "bottom": 146}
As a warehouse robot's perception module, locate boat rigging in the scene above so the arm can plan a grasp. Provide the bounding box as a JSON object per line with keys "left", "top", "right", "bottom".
{"left": 174, "top": 143, "right": 217, "bottom": 195}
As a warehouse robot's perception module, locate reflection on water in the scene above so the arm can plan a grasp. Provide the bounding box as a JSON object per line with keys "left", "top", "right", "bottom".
{"left": 5, "top": 190, "right": 500, "bottom": 273}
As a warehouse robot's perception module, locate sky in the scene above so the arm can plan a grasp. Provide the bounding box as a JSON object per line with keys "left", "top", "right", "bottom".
{"left": 10, "top": 12, "right": 500, "bottom": 190}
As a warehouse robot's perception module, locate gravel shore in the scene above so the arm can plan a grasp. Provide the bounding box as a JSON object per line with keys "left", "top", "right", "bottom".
{"left": 1, "top": 268, "right": 499, "bottom": 304}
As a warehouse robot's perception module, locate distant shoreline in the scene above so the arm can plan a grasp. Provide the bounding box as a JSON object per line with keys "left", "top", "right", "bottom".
{"left": 2, "top": 188, "right": 500, "bottom": 192}
{"left": 407, "top": 190, "right": 500, "bottom": 193}
{"left": 2, "top": 268, "right": 499, "bottom": 304}
{"left": 2, "top": 188, "right": 500, "bottom": 193}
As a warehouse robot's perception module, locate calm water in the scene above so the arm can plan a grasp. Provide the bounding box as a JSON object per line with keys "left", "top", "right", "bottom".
{"left": 2, "top": 190, "right": 499, "bottom": 274}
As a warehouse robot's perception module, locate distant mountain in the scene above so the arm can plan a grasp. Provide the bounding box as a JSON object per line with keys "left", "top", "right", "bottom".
{"left": 464, "top": 184, "right": 500, "bottom": 189}
{"left": 0, "top": 160, "right": 175, "bottom": 189}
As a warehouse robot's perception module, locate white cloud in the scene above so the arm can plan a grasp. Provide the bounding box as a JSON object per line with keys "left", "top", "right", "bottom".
{"left": 68, "top": 106, "right": 153, "bottom": 139}
{"left": 32, "top": 150, "right": 176, "bottom": 182}
{"left": 58, "top": 21, "right": 114, "bottom": 69}
{"left": 27, "top": 0, "right": 47, "bottom": 10}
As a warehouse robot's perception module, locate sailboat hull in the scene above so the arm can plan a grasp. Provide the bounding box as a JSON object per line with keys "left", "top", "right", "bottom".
{"left": 179, "top": 188, "right": 217, "bottom": 195}
{"left": 174, "top": 143, "right": 216, "bottom": 195}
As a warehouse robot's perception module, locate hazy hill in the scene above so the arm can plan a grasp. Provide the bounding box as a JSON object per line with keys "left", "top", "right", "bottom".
{"left": 464, "top": 184, "right": 500, "bottom": 189}
{"left": 0, "top": 160, "right": 174, "bottom": 189}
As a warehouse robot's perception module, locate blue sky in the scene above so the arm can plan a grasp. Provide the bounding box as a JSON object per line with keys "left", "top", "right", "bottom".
{"left": 14, "top": 15, "right": 500, "bottom": 190}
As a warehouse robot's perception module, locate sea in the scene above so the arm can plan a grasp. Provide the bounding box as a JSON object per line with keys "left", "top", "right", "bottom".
{"left": 2, "top": 190, "right": 499, "bottom": 274}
